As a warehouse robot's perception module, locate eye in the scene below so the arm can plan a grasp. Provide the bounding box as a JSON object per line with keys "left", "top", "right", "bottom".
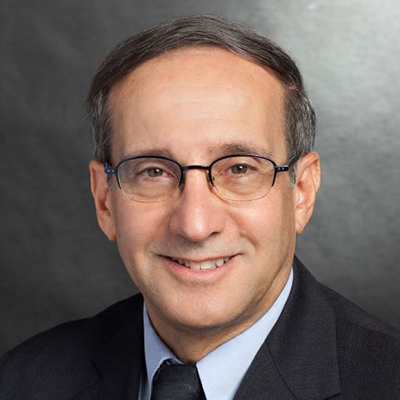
{"left": 230, "top": 164, "right": 249, "bottom": 174}
{"left": 118, "top": 158, "right": 180, "bottom": 190}
{"left": 145, "top": 167, "right": 165, "bottom": 177}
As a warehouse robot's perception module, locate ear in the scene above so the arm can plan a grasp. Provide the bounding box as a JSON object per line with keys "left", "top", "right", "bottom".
{"left": 293, "top": 151, "right": 321, "bottom": 235}
{"left": 89, "top": 160, "right": 117, "bottom": 241}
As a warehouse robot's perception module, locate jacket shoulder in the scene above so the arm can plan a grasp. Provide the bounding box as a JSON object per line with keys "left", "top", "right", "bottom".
{"left": 321, "top": 283, "right": 400, "bottom": 339}
{"left": 336, "top": 315, "right": 400, "bottom": 398}
{"left": 321, "top": 284, "right": 400, "bottom": 397}
{"left": 0, "top": 295, "right": 143, "bottom": 399}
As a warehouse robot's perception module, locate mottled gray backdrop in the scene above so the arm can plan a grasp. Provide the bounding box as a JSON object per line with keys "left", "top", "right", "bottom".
{"left": 1, "top": 0, "right": 399, "bottom": 355}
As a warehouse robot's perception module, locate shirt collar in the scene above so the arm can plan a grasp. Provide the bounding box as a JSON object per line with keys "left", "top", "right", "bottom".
{"left": 143, "top": 268, "right": 293, "bottom": 400}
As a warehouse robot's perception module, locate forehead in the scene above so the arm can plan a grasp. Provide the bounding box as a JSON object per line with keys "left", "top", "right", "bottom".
{"left": 108, "top": 47, "right": 286, "bottom": 162}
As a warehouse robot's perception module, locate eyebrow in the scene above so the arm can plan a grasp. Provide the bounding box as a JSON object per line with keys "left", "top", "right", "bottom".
{"left": 210, "top": 142, "right": 275, "bottom": 159}
{"left": 120, "top": 141, "right": 275, "bottom": 163}
{"left": 121, "top": 148, "right": 176, "bottom": 161}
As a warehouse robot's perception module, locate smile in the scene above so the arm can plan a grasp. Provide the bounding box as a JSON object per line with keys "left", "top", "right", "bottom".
{"left": 169, "top": 256, "right": 231, "bottom": 270}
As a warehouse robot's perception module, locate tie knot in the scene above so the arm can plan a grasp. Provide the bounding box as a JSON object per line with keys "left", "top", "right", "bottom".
{"left": 151, "top": 361, "right": 206, "bottom": 400}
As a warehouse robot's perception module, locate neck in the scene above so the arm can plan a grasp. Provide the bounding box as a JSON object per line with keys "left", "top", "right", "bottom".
{"left": 152, "top": 315, "right": 260, "bottom": 363}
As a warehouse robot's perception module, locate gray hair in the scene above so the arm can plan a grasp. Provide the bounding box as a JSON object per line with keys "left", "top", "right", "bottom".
{"left": 87, "top": 15, "right": 316, "bottom": 181}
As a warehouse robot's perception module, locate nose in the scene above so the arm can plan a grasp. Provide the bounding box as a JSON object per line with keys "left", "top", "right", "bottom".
{"left": 168, "top": 169, "right": 226, "bottom": 243}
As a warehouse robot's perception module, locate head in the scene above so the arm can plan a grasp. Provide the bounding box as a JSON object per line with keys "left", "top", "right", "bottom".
{"left": 88, "top": 15, "right": 320, "bottom": 359}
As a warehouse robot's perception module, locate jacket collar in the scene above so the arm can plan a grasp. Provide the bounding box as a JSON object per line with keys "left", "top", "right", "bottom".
{"left": 234, "top": 257, "right": 341, "bottom": 400}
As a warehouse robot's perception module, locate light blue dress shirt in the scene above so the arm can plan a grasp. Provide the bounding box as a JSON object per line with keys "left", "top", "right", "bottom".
{"left": 140, "top": 268, "right": 293, "bottom": 400}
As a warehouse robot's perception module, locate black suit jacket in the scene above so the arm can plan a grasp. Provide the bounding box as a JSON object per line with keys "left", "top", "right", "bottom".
{"left": 1, "top": 257, "right": 400, "bottom": 399}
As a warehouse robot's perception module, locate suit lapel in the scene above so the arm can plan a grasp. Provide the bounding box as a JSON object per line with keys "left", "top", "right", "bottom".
{"left": 233, "top": 342, "right": 296, "bottom": 400}
{"left": 75, "top": 295, "right": 145, "bottom": 400}
{"left": 235, "top": 257, "right": 342, "bottom": 400}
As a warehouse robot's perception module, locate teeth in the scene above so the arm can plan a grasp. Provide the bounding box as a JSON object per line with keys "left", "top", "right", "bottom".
{"left": 171, "top": 257, "right": 231, "bottom": 270}
{"left": 191, "top": 262, "right": 201, "bottom": 270}
{"left": 216, "top": 258, "right": 224, "bottom": 267}
{"left": 200, "top": 261, "right": 213, "bottom": 270}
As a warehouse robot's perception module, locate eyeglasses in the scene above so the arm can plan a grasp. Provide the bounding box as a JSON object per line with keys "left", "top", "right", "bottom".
{"left": 104, "top": 153, "right": 300, "bottom": 203}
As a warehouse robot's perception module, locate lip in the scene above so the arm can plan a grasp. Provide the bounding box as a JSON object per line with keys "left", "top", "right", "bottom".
{"left": 160, "top": 254, "right": 239, "bottom": 281}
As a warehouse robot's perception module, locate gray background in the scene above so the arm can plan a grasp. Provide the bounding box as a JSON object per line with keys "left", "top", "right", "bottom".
{"left": 1, "top": 0, "right": 399, "bottom": 356}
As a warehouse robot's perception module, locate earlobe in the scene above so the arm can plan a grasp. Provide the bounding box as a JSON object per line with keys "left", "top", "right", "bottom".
{"left": 89, "top": 160, "right": 117, "bottom": 241}
{"left": 294, "top": 152, "right": 321, "bottom": 235}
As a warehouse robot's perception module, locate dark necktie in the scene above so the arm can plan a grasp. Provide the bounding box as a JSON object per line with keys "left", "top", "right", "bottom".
{"left": 150, "top": 360, "right": 206, "bottom": 400}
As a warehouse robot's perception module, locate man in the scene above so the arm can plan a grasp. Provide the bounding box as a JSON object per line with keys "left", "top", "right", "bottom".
{"left": 1, "top": 15, "right": 400, "bottom": 400}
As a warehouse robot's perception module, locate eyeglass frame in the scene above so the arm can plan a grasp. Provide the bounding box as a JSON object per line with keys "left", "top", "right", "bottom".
{"left": 104, "top": 153, "right": 300, "bottom": 201}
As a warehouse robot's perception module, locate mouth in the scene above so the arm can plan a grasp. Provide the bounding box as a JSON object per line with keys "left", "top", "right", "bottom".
{"left": 166, "top": 256, "right": 233, "bottom": 270}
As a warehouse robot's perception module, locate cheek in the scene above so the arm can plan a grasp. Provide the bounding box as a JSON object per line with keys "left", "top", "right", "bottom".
{"left": 234, "top": 198, "right": 290, "bottom": 243}
{"left": 232, "top": 190, "right": 296, "bottom": 269}
{"left": 112, "top": 200, "right": 168, "bottom": 272}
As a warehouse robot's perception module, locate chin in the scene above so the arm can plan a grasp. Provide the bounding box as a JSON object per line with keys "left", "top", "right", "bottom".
{"left": 163, "top": 298, "right": 254, "bottom": 336}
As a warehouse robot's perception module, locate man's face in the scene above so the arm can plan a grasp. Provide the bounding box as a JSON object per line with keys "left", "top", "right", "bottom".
{"left": 91, "top": 47, "right": 316, "bottom": 343}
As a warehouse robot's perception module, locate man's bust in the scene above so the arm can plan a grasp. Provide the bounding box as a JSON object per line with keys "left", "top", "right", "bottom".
{"left": 1, "top": 15, "right": 400, "bottom": 400}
